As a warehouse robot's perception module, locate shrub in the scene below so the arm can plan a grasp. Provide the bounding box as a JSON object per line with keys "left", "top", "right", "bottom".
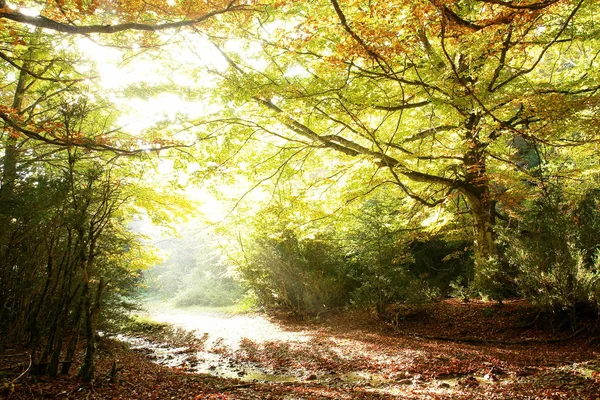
{"left": 174, "top": 276, "right": 245, "bottom": 307}
{"left": 498, "top": 189, "right": 600, "bottom": 325}
{"left": 239, "top": 232, "right": 357, "bottom": 315}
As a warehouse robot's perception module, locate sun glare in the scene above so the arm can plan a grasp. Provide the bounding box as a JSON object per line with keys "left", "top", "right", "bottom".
{"left": 11, "top": 4, "right": 41, "bottom": 16}
{"left": 71, "top": 28, "right": 283, "bottom": 219}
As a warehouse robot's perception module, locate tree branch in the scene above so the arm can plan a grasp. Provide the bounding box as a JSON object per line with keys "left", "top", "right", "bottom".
{"left": 329, "top": 0, "right": 390, "bottom": 72}
{"left": 0, "top": 51, "right": 94, "bottom": 83}
{"left": 487, "top": 26, "right": 513, "bottom": 92}
{"left": 441, "top": 5, "right": 482, "bottom": 31}
{"left": 491, "top": 0, "right": 584, "bottom": 92}
{"left": 478, "top": 0, "right": 560, "bottom": 10}
{"left": 403, "top": 125, "right": 458, "bottom": 143}
{"left": 0, "top": 112, "right": 194, "bottom": 155}
{"left": 373, "top": 100, "right": 430, "bottom": 111}
{"left": 0, "top": 4, "right": 249, "bottom": 35}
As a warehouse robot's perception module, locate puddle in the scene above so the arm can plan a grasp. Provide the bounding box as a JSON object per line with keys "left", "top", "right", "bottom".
{"left": 115, "top": 332, "right": 510, "bottom": 399}
{"left": 114, "top": 335, "right": 192, "bottom": 367}
{"left": 115, "top": 333, "right": 398, "bottom": 387}
{"left": 118, "top": 307, "right": 511, "bottom": 392}
{"left": 116, "top": 333, "right": 300, "bottom": 383}
{"left": 332, "top": 371, "right": 390, "bottom": 386}
{"left": 121, "top": 305, "right": 316, "bottom": 382}
{"left": 435, "top": 373, "right": 505, "bottom": 388}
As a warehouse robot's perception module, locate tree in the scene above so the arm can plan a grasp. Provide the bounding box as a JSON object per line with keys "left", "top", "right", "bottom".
{"left": 143, "top": 225, "right": 245, "bottom": 307}
{"left": 0, "top": 22, "right": 188, "bottom": 381}
{"left": 195, "top": 0, "right": 600, "bottom": 290}
{"left": 0, "top": 0, "right": 256, "bottom": 167}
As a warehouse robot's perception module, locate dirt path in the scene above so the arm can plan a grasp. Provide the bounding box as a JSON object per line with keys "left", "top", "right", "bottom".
{"left": 128, "top": 302, "right": 600, "bottom": 399}
{"left": 3, "top": 301, "right": 599, "bottom": 399}
{"left": 144, "top": 305, "right": 310, "bottom": 349}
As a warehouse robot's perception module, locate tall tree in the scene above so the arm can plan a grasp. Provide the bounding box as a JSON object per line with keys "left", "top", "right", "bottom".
{"left": 0, "top": 20, "right": 191, "bottom": 380}
{"left": 197, "top": 0, "right": 600, "bottom": 286}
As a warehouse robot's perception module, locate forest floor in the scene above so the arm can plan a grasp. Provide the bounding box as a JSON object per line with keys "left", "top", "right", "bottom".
{"left": 1, "top": 299, "right": 600, "bottom": 399}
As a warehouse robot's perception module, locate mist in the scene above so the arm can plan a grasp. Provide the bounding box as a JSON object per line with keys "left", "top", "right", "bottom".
{"left": 130, "top": 219, "right": 246, "bottom": 310}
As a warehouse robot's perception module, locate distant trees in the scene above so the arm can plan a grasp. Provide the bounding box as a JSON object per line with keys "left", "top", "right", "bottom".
{"left": 143, "top": 227, "right": 245, "bottom": 308}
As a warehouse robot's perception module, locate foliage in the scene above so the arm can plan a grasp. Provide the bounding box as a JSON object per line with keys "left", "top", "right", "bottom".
{"left": 2, "top": 0, "right": 600, "bottom": 387}
{"left": 0, "top": 150, "right": 158, "bottom": 378}
{"left": 234, "top": 196, "right": 471, "bottom": 315}
{"left": 143, "top": 227, "right": 246, "bottom": 308}
{"left": 239, "top": 231, "right": 355, "bottom": 315}
{"left": 119, "top": 315, "right": 171, "bottom": 335}
{"left": 197, "top": 0, "right": 600, "bottom": 286}
{"left": 499, "top": 189, "right": 600, "bottom": 322}
{"left": 174, "top": 277, "right": 246, "bottom": 308}
{"left": 0, "top": 27, "right": 180, "bottom": 381}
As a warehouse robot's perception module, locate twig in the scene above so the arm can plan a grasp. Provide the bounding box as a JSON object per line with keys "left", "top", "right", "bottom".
{"left": 9, "top": 352, "right": 32, "bottom": 385}
{"left": 218, "top": 383, "right": 256, "bottom": 391}
{"left": 0, "top": 353, "right": 28, "bottom": 358}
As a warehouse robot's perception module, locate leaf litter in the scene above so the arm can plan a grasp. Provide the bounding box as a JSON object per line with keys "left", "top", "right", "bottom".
{"left": 1, "top": 300, "right": 599, "bottom": 399}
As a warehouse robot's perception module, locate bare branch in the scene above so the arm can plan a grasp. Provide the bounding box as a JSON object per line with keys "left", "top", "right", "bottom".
{"left": 373, "top": 100, "right": 430, "bottom": 111}
{"left": 479, "top": 0, "right": 560, "bottom": 10}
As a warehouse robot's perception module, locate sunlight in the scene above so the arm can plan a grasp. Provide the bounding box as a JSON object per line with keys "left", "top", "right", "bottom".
{"left": 10, "top": 3, "right": 41, "bottom": 16}
{"left": 74, "top": 33, "right": 227, "bottom": 139}
{"left": 421, "top": 207, "right": 451, "bottom": 228}
{"left": 3, "top": 1, "right": 600, "bottom": 398}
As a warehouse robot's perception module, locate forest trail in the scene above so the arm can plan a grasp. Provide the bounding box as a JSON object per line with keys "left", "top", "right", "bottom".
{"left": 120, "top": 301, "right": 600, "bottom": 399}
{"left": 143, "top": 304, "right": 311, "bottom": 349}
{"left": 3, "top": 301, "right": 599, "bottom": 399}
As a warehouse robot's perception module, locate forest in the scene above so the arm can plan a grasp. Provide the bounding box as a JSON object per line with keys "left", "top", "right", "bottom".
{"left": 1, "top": 0, "right": 600, "bottom": 399}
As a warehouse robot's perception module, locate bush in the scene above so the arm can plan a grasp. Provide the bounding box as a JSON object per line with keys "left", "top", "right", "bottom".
{"left": 239, "top": 228, "right": 469, "bottom": 315}
{"left": 174, "top": 276, "right": 245, "bottom": 307}
{"left": 407, "top": 238, "right": 473, "bottom": 296}
{"left": 239, "top": 232, "right": 357, "bottom": 315}
{"left": 499, "top": 189, "right": 600, "bottom": 325}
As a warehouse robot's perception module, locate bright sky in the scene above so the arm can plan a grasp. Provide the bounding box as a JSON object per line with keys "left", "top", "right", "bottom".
{"left": 71, "top": 32, "right": 241, "bottom": 221}
{"left": 74, "top": 34, "right": 228, "bottom": 136}
{"left": 12, "top": 3, "right": 307, "bottom": 224}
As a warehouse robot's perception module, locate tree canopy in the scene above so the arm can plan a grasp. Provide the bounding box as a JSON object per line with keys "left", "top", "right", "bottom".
{"left": 1, "top": 0, "right": 600, "bottom": 381}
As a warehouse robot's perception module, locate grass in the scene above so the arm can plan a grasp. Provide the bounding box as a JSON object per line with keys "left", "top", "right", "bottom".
{"left": 140, "top": 294, "right": 259, "bottom": 317}
{"left": 120, "top": 314, "right": 171, "bottom": 334}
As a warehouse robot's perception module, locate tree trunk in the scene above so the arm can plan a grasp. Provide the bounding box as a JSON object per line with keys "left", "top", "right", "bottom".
{"left": 0, "top": 34, "right": 35, "bottom": 210}
{"left": 61, "top": 291, "right": 84, "bottom": 375}
{"left": 468, "top": 192, "right": 498, "bottom": 268}
{"left": 79, "top": 276, "right": 104, "bottom": 382}
{"left": 461, "top": 113, "right": 502, "bottom": 295}
{"left": 0, "top": 39, "right": 34, "bottom": 335}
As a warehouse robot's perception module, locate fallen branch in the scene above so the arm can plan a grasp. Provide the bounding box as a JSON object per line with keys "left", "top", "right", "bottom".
{"left": 218, "top": 383, "right": 256, "bottom": 391}
{"left": 9, "top": 352, "right": 32, "bottom": 386}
